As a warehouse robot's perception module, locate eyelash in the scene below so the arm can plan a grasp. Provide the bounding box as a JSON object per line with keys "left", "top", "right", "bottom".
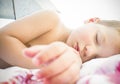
{"left": 96, "top": 33, "right": 99, "bottom": 45}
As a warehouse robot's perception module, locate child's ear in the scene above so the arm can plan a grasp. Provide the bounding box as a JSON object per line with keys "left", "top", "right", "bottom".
{"left": 84, "top": 17, "right": 100, "bottom": 24}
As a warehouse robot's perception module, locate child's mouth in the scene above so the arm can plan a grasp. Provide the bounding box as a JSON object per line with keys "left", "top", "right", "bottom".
{"left": 74, "top": 42, "right": 80, "bottom": 52}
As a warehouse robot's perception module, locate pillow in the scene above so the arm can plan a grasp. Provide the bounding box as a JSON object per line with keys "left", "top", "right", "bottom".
{"left": 0, "top": 18, "right": 14, "bottom": 28}
{"left": 0, "top": 54, "right": 120, "bottom": 84}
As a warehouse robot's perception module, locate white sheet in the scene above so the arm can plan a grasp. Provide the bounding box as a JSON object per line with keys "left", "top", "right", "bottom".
{"left": 0, "top": 18, "right": 14, "bottom": 28}
{"left": 0, "top": 54, "right": 120, "bottom": 84}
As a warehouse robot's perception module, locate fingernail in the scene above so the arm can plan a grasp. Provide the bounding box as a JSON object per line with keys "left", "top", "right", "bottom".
{"left": 35, "top": 71, "right": 44, "bottom": 79}
{"left": 43, "top": 78, "right": 49, "bottom": 84}
{"left": 32, "top": 58, "right": 42, "bottom": 66}
{"left": 23, "top": 48, "right": 37, "bottom": 58}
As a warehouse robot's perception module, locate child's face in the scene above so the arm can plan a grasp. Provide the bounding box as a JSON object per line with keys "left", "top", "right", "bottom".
{"left": 67, "top": 23, "right": 120, "bottom": 62}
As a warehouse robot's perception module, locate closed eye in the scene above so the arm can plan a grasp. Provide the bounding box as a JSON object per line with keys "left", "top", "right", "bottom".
{"left": 96, "top": 32, "right": 99, "bottom": 45}
{"left": 96, "top": 31, "right": 105, "bottom": 45}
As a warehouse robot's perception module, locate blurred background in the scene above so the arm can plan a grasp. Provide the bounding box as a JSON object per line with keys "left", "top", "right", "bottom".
{"left": 0, "top": 0, "right": 120, "bottom": 29}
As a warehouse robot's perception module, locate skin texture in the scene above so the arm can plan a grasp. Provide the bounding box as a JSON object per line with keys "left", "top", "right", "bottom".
{"left": 67, "top": 23, "right": 120, "bottom": 62}
{"left": 0, "top": 10, "right": 120, "bottom": 84}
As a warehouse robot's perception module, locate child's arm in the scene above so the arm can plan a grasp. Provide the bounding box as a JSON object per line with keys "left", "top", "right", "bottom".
{"left": 0, "top": 10, "right": 60, "bottom": 69}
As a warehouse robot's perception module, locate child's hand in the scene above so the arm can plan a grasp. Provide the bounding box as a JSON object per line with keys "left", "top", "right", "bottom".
{"left": 23, "top": 42, "right": 82, "bottom": 84}
{"left": 84, "top": 17, "right": 100, "bottom": 24}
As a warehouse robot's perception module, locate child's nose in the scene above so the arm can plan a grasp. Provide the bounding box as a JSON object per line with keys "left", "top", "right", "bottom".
{"left": 80, "top": 44, "right": 97, "bottom": 62}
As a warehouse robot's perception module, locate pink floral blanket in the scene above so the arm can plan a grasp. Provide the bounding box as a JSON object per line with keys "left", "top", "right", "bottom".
{"left": 0, "top": 54, "right": 120, "bottom": 84}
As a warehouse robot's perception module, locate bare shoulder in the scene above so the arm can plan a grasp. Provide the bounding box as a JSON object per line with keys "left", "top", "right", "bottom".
{"left": 28, "top": 10, "right": 61, "bottom": 28}
{"left": 0, "top": 10, "right": 61, "bottom": 44}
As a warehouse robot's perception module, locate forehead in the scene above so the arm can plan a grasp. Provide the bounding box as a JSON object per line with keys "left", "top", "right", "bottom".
{"left": 76, "top": 23, "right": 98, "bottom": 33}
{"left": 78, "top": 23, "right": 104, "bottom": 32}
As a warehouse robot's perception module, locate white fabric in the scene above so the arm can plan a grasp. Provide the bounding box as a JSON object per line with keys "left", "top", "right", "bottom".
{"left": 0, "top": 18, "right": 14, "bottom": 28}
{"left": 0, "top": 54, "right": 120, "bottom": 84}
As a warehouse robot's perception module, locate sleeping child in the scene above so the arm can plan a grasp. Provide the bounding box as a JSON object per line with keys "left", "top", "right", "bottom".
{"left": 0, "top": 10, "right": 120, "bottom": 84}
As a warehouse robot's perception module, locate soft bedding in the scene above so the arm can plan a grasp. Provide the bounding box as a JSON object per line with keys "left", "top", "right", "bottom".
{"left": 0, "top": 54, "right": 120, "bottom": 84}
{"left": 0, "top": 19, "right": 120, "bottom": 84}
{"left": 0, "top": 18, "right": 14, "bottom": 28}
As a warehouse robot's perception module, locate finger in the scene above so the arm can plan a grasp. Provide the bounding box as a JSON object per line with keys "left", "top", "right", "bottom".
{"left": 84, "top": 17, "right": 100, "bottom": 24}
{"left": 32, "top": 42, "right": 68, "bottom": 65}
{"left": 35, "top": 48, "right": 81, "bottom": 79}
{"left": 23, "top": 45, "right": 47, "bottom": 58}
{"left": 47, "top": 61, "right": 81, "bottom": 84}
{"left": 92, "top": 17, "right": 100, "bottom": 23}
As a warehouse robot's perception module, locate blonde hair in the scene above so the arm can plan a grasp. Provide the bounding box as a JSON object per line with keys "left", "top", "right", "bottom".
{"left": 98, "top": 20, "right": 120, "bottom": 32}
{"left": 99, "top": 20, "right": 120, "bottom": 51}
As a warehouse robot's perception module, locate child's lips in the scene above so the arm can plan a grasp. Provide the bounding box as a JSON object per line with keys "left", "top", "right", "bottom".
{"left": 73, "top": 43, "right": 82, "bottom": 58}
{"left": 74, "top": 42, "right": 80, "bottom": 52}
